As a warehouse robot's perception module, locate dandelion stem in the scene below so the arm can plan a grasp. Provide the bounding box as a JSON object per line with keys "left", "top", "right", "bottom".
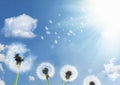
{"left": 47, "top": 79, "right": 50, "bottom": 85}
{"left": 63, "top": 81, "right": 66, "bottom": 85}
{"left": 14, "top": 73, "right": 19, "bottom": 85}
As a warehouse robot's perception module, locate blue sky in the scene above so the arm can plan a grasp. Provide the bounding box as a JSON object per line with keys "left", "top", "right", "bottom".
{"left": 0, "top": 0, "right": 120, "bottom": 85}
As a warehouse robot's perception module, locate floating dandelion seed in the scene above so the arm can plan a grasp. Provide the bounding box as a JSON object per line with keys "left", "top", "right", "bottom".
{"left": 60, "top": 65, "right": 78, "bottom": 85}
{"left": 36, "top": 62, "right": 55, "bottom": 85}
{"left": 83, "top": 75, "right": 101, "bottom": 85}
{"left": 49, "top": 20, "right": 53, "bottom": 24}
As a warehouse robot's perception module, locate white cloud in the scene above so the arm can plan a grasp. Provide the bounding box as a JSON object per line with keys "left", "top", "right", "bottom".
{"left": 0, "top": 79, "right": 5, "bottom": 85}
{"left": 0, "top": 64, "right": 4, "bottom": 73}
{"left": 102, "top": 58, "right": 120, "bottom": 81}
{"left": 3, "top": 14, "right": 37, "bottom": 38}
{"left": 29, "top": 75, "right": 35, "bottom": 81}
{"left": 0, "top": 44, "right": 5, "bottom": 51}
{"left": 0, "top": 54, "right": 5, "bottom": 62}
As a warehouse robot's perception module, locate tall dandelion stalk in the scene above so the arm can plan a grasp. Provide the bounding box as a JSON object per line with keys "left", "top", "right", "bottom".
{"left": 63, "top": 81, "right": 66, "bottom": 85}
{"left": 14, "top": 73, "right": 19, "bottom": 85}
{"left": 46, "top": 79, "right": 50, "bottom": 85}
{"left": 13, "top": 53, "right": 24, "bottom": 85}
{"left": 5, "top": 44, "right": 33, "bottom": 85}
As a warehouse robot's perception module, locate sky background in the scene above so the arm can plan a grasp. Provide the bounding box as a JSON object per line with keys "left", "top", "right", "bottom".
{"left": 0, "top": 0, "right": 120, "bottom": 85}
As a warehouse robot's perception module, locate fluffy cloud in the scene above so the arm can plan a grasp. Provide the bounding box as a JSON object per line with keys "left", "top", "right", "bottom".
{"left": 3, "top": 14, "right": 37, "bottom": 38}
{"left": 102, "top": 58, "right": 120, "bottom": 81}
{"left": 29, "top": 75, "right": 35, "bottom": 81}
{"left": 0, "top": 54, "right": 5, "bottom": 62}
{"left": 0, "top": 44, "right": 5, "bottom": 51}
{"left": 0, "top": 79, "right": 5, "bottom": 85}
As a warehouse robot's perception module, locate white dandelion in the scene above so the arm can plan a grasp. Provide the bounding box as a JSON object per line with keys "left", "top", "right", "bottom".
{"left": 5, "top": 43, "right": 33, "bottom": 73}
{"left": 5, "top": 43, "right": 33, "bottom": 85}
{"left": 83, "top": 75, "right": 101, "bottom": 85}
{"left": 0, "top": 43, "right": 5, "bottom": 51}
{"left": 60, "top": 65, "right": 78, "bottom": 85}
{"left": 36, "top": 62, "right": 55, "bottom": 80}
{"left": 36, "top": 62, "right": 55, "bottom": 85}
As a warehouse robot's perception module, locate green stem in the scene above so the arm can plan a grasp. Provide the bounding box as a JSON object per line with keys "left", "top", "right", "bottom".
{"left": 47, "top": 79, "right": 50, "bottom": 85}
{"left": 63, "top": 81, "right": 66, "bottom": 85}
{"left": 14, "top": 73, "right": 19, "bottom": 85}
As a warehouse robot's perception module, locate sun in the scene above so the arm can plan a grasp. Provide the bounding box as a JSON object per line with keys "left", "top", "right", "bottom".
{"left": 86, "top": 0, "right": 120, "bottom": 31}
{"left": 82, "top": 0, "right": 120, "bottom": 57}
{"left": 83, "top": 0, "right": 120, "bottom": 40}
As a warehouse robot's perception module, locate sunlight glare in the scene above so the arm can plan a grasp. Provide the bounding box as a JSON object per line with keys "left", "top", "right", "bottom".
{"left": 86, "top": 0, "right": 120, "bottom": 32}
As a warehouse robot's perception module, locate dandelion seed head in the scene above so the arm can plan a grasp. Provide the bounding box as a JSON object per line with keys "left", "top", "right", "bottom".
{"left": 6, "top": 57, "right": 32, "bottom": 73}
{"left": 60, "top": 65, "right": 78, "bottom": 82}
{"left": 90, "top": 81, "right": 95, "bottom": 85}
{"left": 83, "top": 75, "right": 101, "bottom": 85}
{"left": 5, "top": 43, "right": 33, "bottom": 73}
{"left": 36, "top": 62, "right": 55, "bottom": 80}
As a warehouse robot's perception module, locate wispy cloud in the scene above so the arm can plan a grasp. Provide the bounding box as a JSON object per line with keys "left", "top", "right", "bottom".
{"left": 3, "top": 14, "right": 37, "bottom": 38}
{"left": 102, "top": 58, "right": 120, "bottom": 81}
{"left": 0, "top": 63, "right": 4, "bottom": 73}
{"left": 0, "top": 79, "right": 5, "bottom": 85}
{"left": 29, "top": 75, "right": 35, "bottom": 81}
{"left": 0, "top": 44, "right": 5, "bottom": 51}
{"left": 0, "top": 54, "right": 5, "bottom": 62}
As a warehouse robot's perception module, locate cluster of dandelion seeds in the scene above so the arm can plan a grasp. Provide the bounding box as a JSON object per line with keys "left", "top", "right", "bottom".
{"left": 60, "top": 65, "right": 78, "bottom": 82}
{"left": 36, "top": 62, "right": 55, "bottom": 80}
{"left": 5, "top": 43, "right": 33, "bottom": 73}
